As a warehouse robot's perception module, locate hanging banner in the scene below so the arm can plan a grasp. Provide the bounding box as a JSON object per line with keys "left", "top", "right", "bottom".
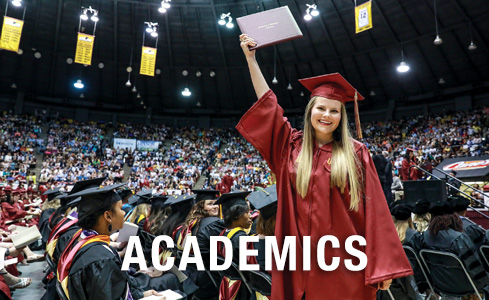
{"left": 140, "top": 46, "right": 157, "bottom": 77}
{"left": 0, "top": 17, "right": 24, "bottom": 52}
{"left": 74, "top": 33, "right": 95, "bottom": 65}
{"left": 113, "top": 138, "right": 137, "bottom": 151}
{"left": 355, "top": 1, "right": 373, "bottom": 34}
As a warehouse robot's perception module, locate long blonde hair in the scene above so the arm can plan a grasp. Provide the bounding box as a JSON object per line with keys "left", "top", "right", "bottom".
{"left": 129, "top": 204, "right": 150, "bottom": 224}
{"left": 393, "top": 216, "right": 414, "bottom": 243}
{"left": 296, "top": 97, "right": 363, "bottom": 211}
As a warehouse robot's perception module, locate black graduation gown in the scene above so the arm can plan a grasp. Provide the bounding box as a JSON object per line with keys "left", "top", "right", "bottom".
{"left": 461, "top": 216, "right": 486, "bottom": 249}
{"left": 423, "top": 228, "right": 489, "bottom": 290}
{"left": 196, "top": 217, "right": 224, "bottom": 266}
{"left": 195, "top": 217, "right": 224, "bottom": 299}
{"left": 39, "top": 208, "right": 56, "bottom": 243}
{"left": 67, "top": 242, "right": 145, "bottom": 300}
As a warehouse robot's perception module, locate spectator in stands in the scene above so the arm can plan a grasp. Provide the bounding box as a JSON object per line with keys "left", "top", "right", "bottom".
{"left": 447, "top": 170, "right": 461, "bottom": 196}
{"left": 391, "top": 171, "right": 403, "bottom": 201}
{"left": 373, "top": 150, "right": 393, "bottom": 205}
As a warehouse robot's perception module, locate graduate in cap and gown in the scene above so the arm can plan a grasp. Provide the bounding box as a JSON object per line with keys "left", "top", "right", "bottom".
{"left": 378, "top": 200, "right": 422, "bottom": 300}
{"left": 57, "top": 184, "right": 167, "bottom": 300}
{"left": 214, "top": 191, "right": 253, "bottom": 300}
{"left": 39, "top": 187, "right": 64, "bottom": 243}
{"left": 173, "top": 189, "right": 220, "bottom": 300}
{"left": 237, "top": 34, "right": 412, "bottom": 300}
{"left": 450, "top": 195, "right": 486, "bottom": 250}
{"left": 247, "top": 184, "right": 278, "bottom": 272}
{"left": 125, "top": 189, "right": 152, "bottom": 231}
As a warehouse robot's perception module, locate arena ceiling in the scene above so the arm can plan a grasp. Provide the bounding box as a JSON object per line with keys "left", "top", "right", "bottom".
{"left": 0, "top": 0, "right": 488, "bottom": 114}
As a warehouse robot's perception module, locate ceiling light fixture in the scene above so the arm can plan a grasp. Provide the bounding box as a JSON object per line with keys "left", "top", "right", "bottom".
{"left": 145, "top": 22, "right": 159, "bottom": 37}
{"left": 11, "top": 83, "right": 17, "bottom": 89}
{"left": 74, "top": 79, "right": 84, "bottom": 89}
{"left": 196, "top": 71, "right": 201, "bottom": 77}
{"left": 218, "top": 13, "right": 234, "bottom": 29}
{"left": 304, "top": 4, "right": 319, "bottom": 21}
{"left": 132, "top": 86, "right": 137, "bottom": 93}
{"left": 287, "top": 83, "right": 293, "bottom": 90}
{"left": 11, "top": 0, "right": 22, "bottom": 7}
{"left": 80, "top": 6, "right": 99, "bottom": 23}
{"left": 433, "top": 0, "right": 442, "bottom": 45}
{"left": 126, "top": 48, "right": 133, "bottom": 87}
{"left": 182, "top": 87, "right": 191, "bottom": 97}
{"left": 159, "top": 0, "right": 171, "bottom": 13}
{"left": 438, "top": 78, "right": 445, "bottom": 85}
{"left": 468, "top": 23, "right": 477, "bottom": 51}
{"left": 369, "top": 90, "right": 376, "bottom": 96}
{"left": 210, "top": 71, "right": 216, "bottom": 77}
{"left": 397, "top": 46, "right": 410, "bottom": 73}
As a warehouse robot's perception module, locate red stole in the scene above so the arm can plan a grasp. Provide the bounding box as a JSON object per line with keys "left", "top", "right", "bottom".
{"left": 57, "top": 231, "right": 110, "bottom": 299}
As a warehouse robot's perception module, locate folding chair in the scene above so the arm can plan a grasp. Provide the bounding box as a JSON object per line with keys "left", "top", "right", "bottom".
{"left": 419, "top": 249, "right": 483, "bottom": 300}
{"left": 479, "top": 245, "right": 489, "bottom": 269}
{"left": 242, "top": 270, "right": 271, "bottom": 297}
{"left": 216, "top": 255, "right": 252, "bottom": 294}
{"left": 403, "top": 245, "right": 436, "bottom": 300}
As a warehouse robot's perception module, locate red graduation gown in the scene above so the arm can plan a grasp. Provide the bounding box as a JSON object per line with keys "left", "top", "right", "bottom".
{"left": 236, "top": 90, "right": 413, "bottom": 300}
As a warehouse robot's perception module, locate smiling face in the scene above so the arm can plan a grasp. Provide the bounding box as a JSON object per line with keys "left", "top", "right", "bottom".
{"left": 203, "top": 200, "right": 219, "bottom": 217}
{"left": 310, "top": 97, "right": 342, "bottom": 145}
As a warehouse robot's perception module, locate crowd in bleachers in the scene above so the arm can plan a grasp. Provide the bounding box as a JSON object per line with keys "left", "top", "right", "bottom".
{"left": 0, "top": 106, "right": 488, "bottom": 299}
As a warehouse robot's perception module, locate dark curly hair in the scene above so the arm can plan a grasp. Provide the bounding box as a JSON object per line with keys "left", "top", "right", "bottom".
{"left": 77, "top": 203, "right": 117, "bottom": 230}
{"left": 428, "top": 213, "right": 463, "bottom": 236}
{"left": 223, "top": 203, "right": 249, "bottom": 228}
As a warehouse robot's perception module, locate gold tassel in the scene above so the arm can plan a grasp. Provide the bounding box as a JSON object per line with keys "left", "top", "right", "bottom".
{"left": 354, "top": 91, "right": 363, "bottom": 139}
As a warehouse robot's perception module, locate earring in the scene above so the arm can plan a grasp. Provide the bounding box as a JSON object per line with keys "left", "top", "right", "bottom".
{"left": 108, "top": 222, "right": 112, "bottom": 233}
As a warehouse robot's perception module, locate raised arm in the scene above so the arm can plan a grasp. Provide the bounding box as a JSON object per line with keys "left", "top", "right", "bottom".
{"left": 240, "top": 34, "right": 269, "bottom": 99}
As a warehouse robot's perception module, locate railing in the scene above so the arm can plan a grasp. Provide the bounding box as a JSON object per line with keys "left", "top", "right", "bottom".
{"left": 410, "top": 165, "right": 489, "bottom": 220}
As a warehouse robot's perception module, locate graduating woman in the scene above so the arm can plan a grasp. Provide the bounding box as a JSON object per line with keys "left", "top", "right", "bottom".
{"left": 236, "top": 34, "right": 412, "bottom": 300}
{"left": 57, "top": 184, "right": 166, "bottom": 300}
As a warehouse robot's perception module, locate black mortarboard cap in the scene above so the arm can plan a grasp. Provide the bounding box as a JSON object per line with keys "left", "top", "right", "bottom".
{"left": 170, "top": 194, "right": 196, "bottom": 213}
{"left": 67, "top": 183, "right": 126, "bottom": 222}
{"left": 128, "top": 189, "right": 153, "bottom": 206}
{"left": 215, "top": 191, "right": 251, "bottom": 218}
{"left": 151, "top": 195, "right": 169, "bottom": 205}
{"left": 247, "top": 185, "right": 277, "bottom": 220}
{"left": 411, "top": 198, "right": 431, "bottom": 215}
{"left": 192, "top": 189, "right": 219, "bottom": 202}
{"left": 449, "top": 196, "right": 470, "bottom": 212}
{"left": 428, "top": 198, "right": 455, "bottom": 216}
{"left": 118, "top": 189, "right": 133, "bottom": 201}
{"left": 389, "top": 200, "right": 412, "bottom": 221}
{"left": 68, "top": 177, "right": 106, "bottom": 196}
{"left": 43, "top": 187, "right": 63, "bottom": 201}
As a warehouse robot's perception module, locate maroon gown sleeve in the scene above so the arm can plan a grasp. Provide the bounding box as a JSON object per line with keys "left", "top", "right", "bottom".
{"left": 236, "top": 89, "right": 294, "bottom": 174}
{"left": 1, "top": 203, "right": 17, "bottom": 221}
{"left": 360, "top": 145, "right": 413, "bottom": 285}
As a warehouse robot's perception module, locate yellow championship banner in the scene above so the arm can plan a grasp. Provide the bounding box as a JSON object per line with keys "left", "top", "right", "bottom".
{"left": 0, "top": 16, "right": 24, "bottom": 52}
{"left": 140, "top": 46, "right": 157, "bottom": 77}
{"left": 355, "top": 1, "right": 373, "bottom": 34}
{"left": 75, "top": 33, "right": 95, "bottom": 65}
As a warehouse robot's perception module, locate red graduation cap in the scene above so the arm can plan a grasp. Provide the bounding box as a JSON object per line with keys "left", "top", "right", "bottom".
{"left": 299, "top": 73, "right": 365, "bottom": 138}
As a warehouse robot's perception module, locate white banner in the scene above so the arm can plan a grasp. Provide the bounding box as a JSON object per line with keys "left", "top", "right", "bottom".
{"left": 137, "top": 140, "right": 160, "bottom": 151}
{"left": 114, "top": 138, "right": 137, "bottom": 151}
